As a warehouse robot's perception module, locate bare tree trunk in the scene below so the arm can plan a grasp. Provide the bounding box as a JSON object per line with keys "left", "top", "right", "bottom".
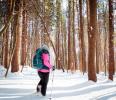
{"left": 96, "top": 30, "right": 100, "bottom": 74}
{"left": 11, "top": 0, "right": 22, "bottom": 72}
{"left": 108, "top": 0, "right": 115, "bottom": 81}
{"left": 56, "top": 0, "right": 60, "bottom": 69}
{"left": 63, "top": 19, "right": 68, "bottom": 70}
{"left": 103, "top": 4, "right": 109, "bottom": 75}
{"left": 67, "top": 0, "right": 71, "bottom": 71}
{"left": 88, "top": 0, "right": 97, "bottom": 82}
{"left": 67, "top": 0, "right": 75, "bottom": 72}
{"left": 76, "top": 0, "right": 80, "bottom": 70}
{"left": 2, "top": 0, "right": 13, "bottom": 69}
{"left": 73, "top": 0, "right": 77, "bottom": 71}
{"left": 3, "top": 29, "right": 9, "bottom": 69}
{"left": 96, "top": 11, "right": 101, "bottom": 74}
{"left": 79, "top": 0, "right": 86, "bottom": 74}
{"left": 21, "top": 0, "right": 28, "bottom": 72}
{"left": 4, "top": 0, "right": 17, "bottom": 76}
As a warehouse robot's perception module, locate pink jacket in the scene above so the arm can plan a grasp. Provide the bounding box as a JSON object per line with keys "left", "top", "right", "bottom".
{"left": 38, "top": 53, "right": 52, "bottom": 73}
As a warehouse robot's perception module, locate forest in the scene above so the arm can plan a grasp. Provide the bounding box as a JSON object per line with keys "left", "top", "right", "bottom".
{"left": 0, "top": 0, "right": 116, "bottom": 82}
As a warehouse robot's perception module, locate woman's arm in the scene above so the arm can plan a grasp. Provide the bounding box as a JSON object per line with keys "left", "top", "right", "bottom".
{"left": 42, "top": 53, "right": 52, "bottom": 69}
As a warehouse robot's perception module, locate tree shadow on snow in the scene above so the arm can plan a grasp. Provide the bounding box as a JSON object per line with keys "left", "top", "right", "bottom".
{"left": 49, "top": 82, "right": 116, "bottom": 99}
{"left": 48, "top": 81, "right": 94, "bottom": 91}
{"left": 93, "top": 91, "right": 116, "bottom": 100}
{"left": 0, "top": 81, "right": 116, "bottom": 100}
{"left": 0, "top": 88, "right": 43, "bottom": 100}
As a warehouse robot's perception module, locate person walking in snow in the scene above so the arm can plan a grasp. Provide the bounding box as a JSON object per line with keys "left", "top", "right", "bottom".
{"left": 33, "top": 44, "right": 55, "bottom": 96}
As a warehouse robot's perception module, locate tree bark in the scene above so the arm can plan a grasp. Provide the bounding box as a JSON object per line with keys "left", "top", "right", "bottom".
{"left": 108, "top": 0, "right": 115, "bottom": 81}
{"left": 11, "top": 0, "right": 22, "bottom": 72}
{"left": 21, "top": 0, "right": 28, "bottom": 72}
{"left": 88, "top": 0, "right": 97, "bottom": 82}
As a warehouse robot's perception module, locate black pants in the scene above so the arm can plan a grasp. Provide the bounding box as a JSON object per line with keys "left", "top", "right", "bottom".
{"left": 37, "top": 71, "right": 49, "bottom": 96}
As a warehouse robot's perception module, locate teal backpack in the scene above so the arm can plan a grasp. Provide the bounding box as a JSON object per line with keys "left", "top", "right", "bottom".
{"left": 33, "top": 48, "right": 43, "bottom": 69}
{"left": 33, "top": 48, "right": 49, "bottom": 70}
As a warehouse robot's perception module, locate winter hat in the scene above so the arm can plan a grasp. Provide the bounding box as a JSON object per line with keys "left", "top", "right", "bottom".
{"left": 41, "top": 44, "right": 49, "bottom": 51}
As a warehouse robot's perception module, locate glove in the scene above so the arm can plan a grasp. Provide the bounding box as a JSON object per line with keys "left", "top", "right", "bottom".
{"left": 52, "top": 66, "right": 55, "bottom": 71}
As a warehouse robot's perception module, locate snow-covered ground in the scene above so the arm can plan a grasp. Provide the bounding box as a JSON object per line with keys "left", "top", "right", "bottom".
{"left": 0, "top": 66, "right": 116, "bottom": 100}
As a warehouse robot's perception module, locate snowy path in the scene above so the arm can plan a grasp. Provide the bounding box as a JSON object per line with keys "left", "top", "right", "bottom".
{"left": 0, "top": 67, "right": 116, "bottom": 100}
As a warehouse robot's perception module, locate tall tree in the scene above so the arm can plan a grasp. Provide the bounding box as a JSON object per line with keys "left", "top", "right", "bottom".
{"left": 88, "top": 0, "right": 97, "bottom": 82}
{"left": 2, "top": 0, "right": 13, "bottom": 69}
{"left": 56, "top": 0, "right": 61, "bottom": 69}
{"left": 79, "top": 0, "right": 86, "bottom": 73}
{"left": 67, "top": 0, "right": 75, "bottom": 71}
{"left": 61, "top": 15, "right": 67, "bottom": 71}
{"left": 21, "top": 0, "right": 28, "bottom": 71}
{"left": 11, "top": 0, "right": 22, "bottom": 72}
{"left": 108, "top": 0, "right": 115, "bottom": 80}
{"left": 72, "top": 0, "right": 77, "bottom": 71}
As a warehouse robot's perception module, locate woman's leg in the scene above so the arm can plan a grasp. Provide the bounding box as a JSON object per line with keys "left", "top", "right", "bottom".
{"left": 41, "top": 72, "right": 49, "bottom": 96}
{"left": 36, "top": 81, "right": 42, "bottom": 92}
{"left": 36, "top": 72, "right": 43, "bottom": 92}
